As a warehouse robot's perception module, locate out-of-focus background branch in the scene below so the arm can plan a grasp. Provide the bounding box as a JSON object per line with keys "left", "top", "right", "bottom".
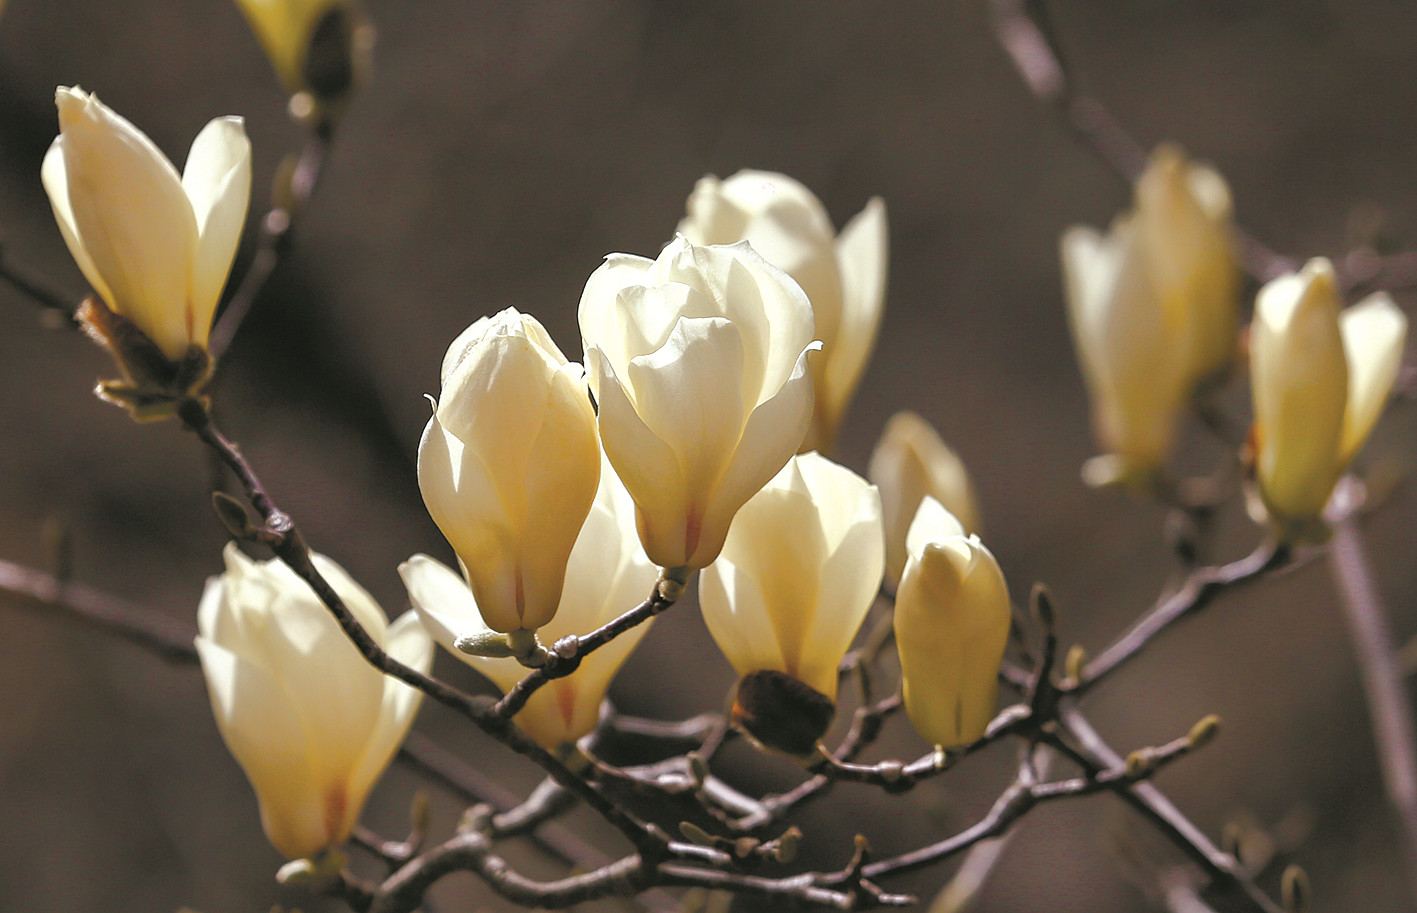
{"left": 1, "top": 2, "right": 1415, "bottom": 910}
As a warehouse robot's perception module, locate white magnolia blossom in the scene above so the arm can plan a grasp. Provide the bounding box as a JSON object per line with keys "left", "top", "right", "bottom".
{"left": 418, "top": 308, "right": 600, "bottom": 633}
{"left": 402, "top": 453, "right": 659, "bottom": 749}
{"left": 196, "top": 544, "right": 433, "bottom": 860}
{"left": 579, "top": 235, "right": 819, "bottom": 571}
{"left": 1061, "top": 144, "right": 1238, "bottom": 487}
{"left": 42, "top": 86, "right": 251, "bottom": 360}
{"left": 867, "top": 410, "right": 980, "bottom": 589}
{"left": 894, "top": 497, "right": 1011, "bottom": 748}
{"left": 678, "top": 170, "right": 887, "bottom": 452}
{"left": 1250, "top": 258, "right": 1407, "bottom": 534}
{"left": 699, "top": 452, "right": 884, "bottom": 703}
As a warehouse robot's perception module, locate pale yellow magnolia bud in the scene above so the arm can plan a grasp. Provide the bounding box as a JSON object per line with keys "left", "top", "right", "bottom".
{"left": 418, "top": 308, "right": 601, "bottom": 633}
{"left": 402, "top": 453, "right": 659, "bottom": 749}
{"left": 894, "top": 497, "right": 1011, "bottom": 748}
{"left": 579, "top": 236, "right": 819, "bottom": 571}
{"left": 699, "top": 453, "right": 884, "bottom": 703}
{"left": 1062, "top": 144, "right": 1239, "bottom": 488}
{"left": 867, "top": 411, "right": 980, "bottom": 589}
{"left": 1251, "top": 258, "right": 1407, "bottom": 536}
{"left": 195, "top": 544, "right": 433, "bottom": 860}
{"left": 42, "top": 87, "right": 251, "bottom": 360}
{"left": 233, "top": 0, "right": 368, "bottom": 103}
{"left": 678, "top": 171, "right": 888, "bottom": 453}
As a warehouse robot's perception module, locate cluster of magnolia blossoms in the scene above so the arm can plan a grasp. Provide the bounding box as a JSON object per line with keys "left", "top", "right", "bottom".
{"left": 1063, "top": 144, "right": 1408, "bottom": 538}
{"left": 40, "top": 85, "right": 1013, "bottom": 862}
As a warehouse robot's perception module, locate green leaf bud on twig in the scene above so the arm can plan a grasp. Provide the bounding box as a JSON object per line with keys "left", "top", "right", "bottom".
{"left": 1187, "top": 714, "right": 1222, "bottom": 751}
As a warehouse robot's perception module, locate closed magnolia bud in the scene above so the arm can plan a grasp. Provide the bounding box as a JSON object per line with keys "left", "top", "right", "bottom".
{"left": 418, "top": 308, "right": 601, "bottom": 633}
{"left": 402, "top": 453, "right": 659, "bottom": 748}
{"left": 867, "top": 411, "right": 979, "bottom": 589}
{"left": 678, "top": 171, "right": 887, "bottom": 453}
{"left": 195, "top": 544, "right": 433, "bottom": 860}
{"left": 1250, "top": 258, "right": 1407, "bottom": 536}
{"left": 579, "top": 236, "right": 819, "bottom": 571}
{"left": 42, "top": 87, "right": 251, "bottom": 361}
{"left": 1062, "top": 144, "right": 1239, "bottom": 488}
{"left": 699, "top": 453, "right": 884, "bottom": 751}
{"left": 894, "top": 497, "right": 1011, "bottom": 748}
{"left": 233, "top": 0, "right": 370, "bottom": 104}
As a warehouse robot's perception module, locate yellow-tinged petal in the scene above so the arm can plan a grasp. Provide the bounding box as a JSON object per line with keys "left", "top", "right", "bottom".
{"left": 894, "top": 498, "right": 1010, "bottom": 748}
{"left": 1251, "top": 259, "right": 1349, "bottom": 524}
{"left": 54, "top": 87, "right": 199, "bottom": 359}
{"left": 868, "top": 410, "right": 979, "bottom": 588}
{"left": 1338, "top": 292, "right": 1408, "bottom": 463}
{"left": 184, "top": 116, "right": 252, "bottom": 349}
{"left": 699, "top": 453, "right": 883, "bottom": 702}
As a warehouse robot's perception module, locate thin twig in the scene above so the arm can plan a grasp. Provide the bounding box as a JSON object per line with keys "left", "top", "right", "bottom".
{"left": 208, "top": 128, "right": 332, "bottom": 358}
{"left": 1074, "top": 540, "right": 1289, "bottom": 693}
{"left": 0, "top": 557, "right": 197, "bottom": 663}
{"left": 1329, "top": 510, "right": 1417, "bottom": 903}
{"left": 0, "top": 246, "right": 79, "bottom": 326}
{"left": 1056, "top": 706, "right": 1285, "bottom": 913}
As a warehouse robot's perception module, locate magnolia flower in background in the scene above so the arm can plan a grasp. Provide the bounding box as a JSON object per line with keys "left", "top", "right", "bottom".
{"left": 402, "top": 452, "right": 659, "bottom": 749}
{"left": 42, "top": 86, "right": 251, "bottom": 361}
{"left": 894, "top": 497, "right": 1011, "bottom": 749}
{"left": 1250, "top": 258, "right": 1407, "bottom": 538}
{"left": 195, "top": 544, "right": 433, "bottom": 860}
{"left": 579, "top": 236, "right": 819, "bottom": 572}
{"left": 234, "top": 0, "right": 369, "bottom": 105}
{"left": 418, "top": 308, "right": 600, "bottom": 634}
{"left": 1061, "top": 144, "right": 1239, "bottom": 489}
{"left": 868, "top": 410, "right": 980, "bottom": 589}
{"left": 678, "top": 170, "right": 888, "bottom": 452}
{"left": 699, "top": 453, "right": 884, "bottom": 755}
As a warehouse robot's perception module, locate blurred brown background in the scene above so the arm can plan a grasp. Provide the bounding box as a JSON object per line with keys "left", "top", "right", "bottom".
{"left": 1, "top": 1, "right": 1415, "bottom": 911}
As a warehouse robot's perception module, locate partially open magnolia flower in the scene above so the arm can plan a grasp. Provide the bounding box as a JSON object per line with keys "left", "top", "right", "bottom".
{"left": 418, "top": 308, "right": 601, "bottom": 634}
{"left": 868, "top": 410, "right": 980, "bottom": 589}
{"left": 579, "top": 236, "right": 819, "bottom": 572}
{"left": 402, "top": 453, "right": 659, "bottom": 749}
{"left": 894, "top": 497, "right": 1011, "bottom": 749}
{"left": 1061, "top": 144, "right": 1239, "bottom": 488}
{"left": 42, "top": 86, "right": 251, "bottom": 362}
{"left": 678, "top": 170, "right": 887, "bottom": 452}
{"left": 196, "top": 544, "right": 433, "bottom": 860}
{"left": 1250, "top": 258, "right": 1407, "bottom": 537}
{"left": 699, "top": 452, "right": 884, "bottom": 755}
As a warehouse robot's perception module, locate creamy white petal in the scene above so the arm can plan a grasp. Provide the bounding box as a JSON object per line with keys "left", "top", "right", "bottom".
{"left": 196, "top": 637, "right": 330, "bottom": 860}
{"left": 184, "top": 116, "right": 252, "bottom": 347}
{"left": 56, "top": 87, "right": 199, "bottom": 360}
{"left": 1339, "top": 292, "right": 1408, "bottom": 463}
{"left": 823, "top": 196, "right": 888, "bottom": 428}
{"left": 40, "top": 137, "right": 115, "bottom": 308}
{"left": 1251, "top": 260, "right": 1349, "bottom": 522}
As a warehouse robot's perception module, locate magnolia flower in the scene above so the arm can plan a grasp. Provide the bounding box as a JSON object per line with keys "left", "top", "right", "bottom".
{"left": 402, "top": 453, "right": 658, "bottom": 749}
{"left": 867, "top": 410, "right": 980, "bottom": 589}
{"left": 1061, "top": 144, "right": 1239, "bottom": 488}
{"left": 234, "top": 0, "right": 367, "bottom": 102}
{"left": 894, "top": 497, "right": 1011, "bottom": 748}
{"left": 699, "top": 453, "right": 884, "bottom": 754}
{"left": 418, "top": 308, "right": 600, "bottom": 634}
{"left": 1250, "top": 258, "right": 1407, "bottom": 535}
{"left": 195, "top": 544, "right": 433, "bottom": 860}
{"left": 579, "top": 236, "right": 819, "bottom": 572}
{"left": 42, "top": 87, "right": 251, "bottom": 361}
{"left": 678, "top": 170, "right": 887, "bottom": 452}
